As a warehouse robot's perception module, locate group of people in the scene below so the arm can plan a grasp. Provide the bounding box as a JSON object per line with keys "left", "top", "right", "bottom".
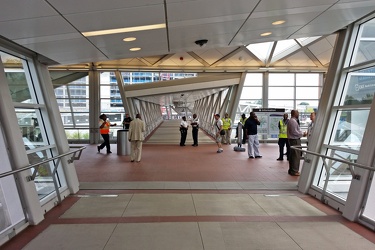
{"left": 97, "top": 110, "right": 316, "bottom": 176}
{"left": 277, "top": 110, "right": 316, "bottom": 176}
{"left": 179, "top": 114, "right": 200, "bottom": 146}
{"left": 98, "top": 113, "right": 145, "bottom": 162}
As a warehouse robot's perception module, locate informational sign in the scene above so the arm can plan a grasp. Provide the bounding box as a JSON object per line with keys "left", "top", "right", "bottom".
{"left": 253, "top": 108, "right": 285, "bottom": 139}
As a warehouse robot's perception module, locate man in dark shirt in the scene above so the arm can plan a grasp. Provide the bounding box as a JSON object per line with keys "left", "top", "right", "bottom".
{"left": 122, "top": 113, "right": 132, "bottom": 130}
{"left": 244, "top": 112, "right": 262, "bottom": 159}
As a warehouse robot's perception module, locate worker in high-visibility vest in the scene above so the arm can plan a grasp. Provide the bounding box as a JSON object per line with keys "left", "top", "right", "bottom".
{"left": 221, "top": 113, "right": 232, "bottom": 144}
{"left": 277, "top": 113, "right": 290, "bottom": 161}
{"left": 98, "top": 114, "right": 117, "bottom": 154}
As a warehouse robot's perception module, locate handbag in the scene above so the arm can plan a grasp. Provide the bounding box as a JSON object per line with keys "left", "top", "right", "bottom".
{"left": 216, "top": 123, "right": 225, "bottom": 135}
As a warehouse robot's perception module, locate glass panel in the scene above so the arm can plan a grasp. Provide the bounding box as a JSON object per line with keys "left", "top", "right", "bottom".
{"left": 297, "top": 100, "right": 319, "bottom": 113}
{"left": 296, "top": 87, "right": 320, "bottom": 99}
{"left": 352, "top": 18, "right": 375, "bottom": 65}
{"left": 244, "top": 73, "right": 262, "bottom": 86}
{"left": 238, "top": 100, "right": 262, "bottom": 114}
{"left": 362, "top": 177, "right": 375, "bottom": 222}
{"left": 330, "top": 109, "right": 369, "bottom": 150}
{"left": 27, "top": 149, "right": 60, "bottom": 200}
{"left": 273, "top": 39, "right": 297, "bottom": 56}
{"left": 246, "top": 42, "right": 273, "bottom": 62}
{"left": 314, "top": 148, "right": 357, "bottom": 200}
{"left": 341, "top": 67, "right": 375, "bottom": 105}
{"left": 241, "top": 87, "right": 262, "bottom": 99}
{"left": 268, "top": 100, "right": 294, "bottom": 110}
{"left": 16, "top": 109, "right": 46, "bottom": 150}
{"left": 65, "top": 129, "right": 90, "bottom": 140}
{"left": 269, "top": 87, "right": 294, "bottom": 99}
{"left": 269, "top": 73, "right": 294, "bottom": 86}
{"left": 100, "top": 99, "right": 124, "bottom": 113}
{"left": 296, "top": 73, "right": 320, "bottom": 86}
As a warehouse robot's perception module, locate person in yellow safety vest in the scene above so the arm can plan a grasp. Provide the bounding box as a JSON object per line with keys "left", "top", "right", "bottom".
{"left": 98, "top": 114, "right": 117, "bottom": 154}
{"left": 221, "top": 113, "right": 232, "bottom": 144}
{"left": 277, "top": 113, "right": 290, "bottom": 161}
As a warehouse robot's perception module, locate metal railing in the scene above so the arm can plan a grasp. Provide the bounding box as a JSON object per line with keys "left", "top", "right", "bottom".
{"left": 0, "top": 146, "right": 86, "bottom": 204}
{"left": 292, "top": 145, "right": 373, "bottom": 202}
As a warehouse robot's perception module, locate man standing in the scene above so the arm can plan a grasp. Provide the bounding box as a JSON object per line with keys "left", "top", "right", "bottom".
{"left": 239, "top": 113, "right": 247, "bottom": 144}
{"left": 179, "top": 116, "right": 189, "bottom": 146}
{"left": 244, "top": 112, "right": 262, "bottom": 158}
{"left": 122, "top": 113, "right": 132, "bottom": 130}
{"left": 277, "top": 113, "right": 290, "bottom": 161}
{"left": 190, "top": 114, "right": 199, "bottom": 146}
{"left": 287, "top": 110, "right": 306, "bottom": 176}
{"left": 98, "top": 114, "right": 117, "bottom": 154}
{"left": 306, "top": 112, "right": 316, "bottom": 145}
{"left": 214, "top": 114, "right": 224, "bottom": 153}
{"left": 221, "top": 113, "right": 232, "bottom": 145}
{"left": 128, "top": 114, "right": 146, "bottom": 162}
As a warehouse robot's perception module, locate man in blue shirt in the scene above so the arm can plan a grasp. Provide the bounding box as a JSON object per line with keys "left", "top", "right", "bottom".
{"left": 244, "top": 112, "right": 262, "bottom": 159}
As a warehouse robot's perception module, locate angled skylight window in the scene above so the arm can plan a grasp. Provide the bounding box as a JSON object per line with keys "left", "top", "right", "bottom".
{"left": 246, "top": 42, "right": 274, "bottom": 63}
{"left": 273, "top": 40, "right": 297, "bottom": 57}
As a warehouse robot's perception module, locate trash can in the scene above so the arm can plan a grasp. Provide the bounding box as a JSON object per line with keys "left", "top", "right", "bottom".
{"left": 117, "top": 129, "right": 131, "bottom": 155}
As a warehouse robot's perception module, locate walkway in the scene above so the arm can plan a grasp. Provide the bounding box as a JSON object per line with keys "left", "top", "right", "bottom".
{"left": 3, "top": 120, "right": 375, "bottom": 249}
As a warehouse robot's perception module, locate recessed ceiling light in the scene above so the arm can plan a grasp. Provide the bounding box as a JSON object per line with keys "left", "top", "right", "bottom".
{"left": 123, "top": 37, "right": 136, "bottom": 42}
{"left": 129, "top": 47, "right": 141, "bottom": 51}
{"left": 82, "top": 23, "right": 166, "bottom": 37}
{"left": 272, "top": 20, "right": 285, "bottom": 25}
{"left": 261, "top": 32, "right": 272, "bottom": 37}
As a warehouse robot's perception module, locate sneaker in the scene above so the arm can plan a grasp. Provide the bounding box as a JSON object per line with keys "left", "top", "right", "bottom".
{"left": 219, "top": 148, "right": 223, "bottom": 152}
{"left": 249, "top": 156, "right": 254, "bottom": 158}
{"left": 97, "top": 146, "right": 100, "bottom": 153}
{"left": 255, "top": 155, "right": 262, "bottom": 158}
{"left": 107, "top": 151, "right": 112, "bottom": 154}
{"left": 276, "top": 158, "right": 283, "bottom": 161}
{"left": 217, "top": 150, "right": 222, "bottom": 153}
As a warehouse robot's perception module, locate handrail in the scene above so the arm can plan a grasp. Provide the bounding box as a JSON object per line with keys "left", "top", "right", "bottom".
{"left": 0, "top": 146, "right": 86, "bottom": 204}
{"left": 292, "top": 146, "right": 372, "bottom": 173}
{"left": 291, "top": 145, "right": 374, "bottom": 203}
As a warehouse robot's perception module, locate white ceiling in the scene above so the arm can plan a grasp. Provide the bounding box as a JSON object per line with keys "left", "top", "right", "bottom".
{"left": 1, "top": 0, "right": 375, "bottom": 67}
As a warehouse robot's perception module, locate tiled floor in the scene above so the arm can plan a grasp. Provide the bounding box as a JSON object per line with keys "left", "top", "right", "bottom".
{"left": 3, "top": 120, "right": 375, "bottom": 249}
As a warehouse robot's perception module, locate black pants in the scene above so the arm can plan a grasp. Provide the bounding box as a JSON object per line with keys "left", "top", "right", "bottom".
{"left": 180, "top": 129, "right": 187, "bottom": 146}
{"left": 192, "top": 127, "right": 198, "bottom": 145}
{"left": 278, "top": 138, "right": 290, "bottom": 159}
{"left": 100, "top": 133, "right": 110, "bottom": 152}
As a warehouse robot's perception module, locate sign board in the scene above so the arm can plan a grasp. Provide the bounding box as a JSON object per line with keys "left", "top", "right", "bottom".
{"left": 253, "top": 108, "right": 285, "bottom": 139}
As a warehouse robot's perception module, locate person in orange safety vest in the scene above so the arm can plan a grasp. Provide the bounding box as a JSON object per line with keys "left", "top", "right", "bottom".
{"left": 98, "top": 114, "right": 117, "bottom": 154}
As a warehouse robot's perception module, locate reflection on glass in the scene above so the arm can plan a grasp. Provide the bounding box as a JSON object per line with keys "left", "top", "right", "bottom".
{"left": 352, "top": 18, "right": 375, "bottom": 65}
{"left": 342, "top": 67, "right": 375, "bottom": 105}
{"left": 16, "top": 109, "right": 46, "bottom": 149}
{"left": 330, "top": 110, "right": 369, "bottom": 150}
{"left": 315, "top": 148, "right": 358, "bottom": 200}
{"left": 27, "top": 149, "right": 59, "bottom": 200}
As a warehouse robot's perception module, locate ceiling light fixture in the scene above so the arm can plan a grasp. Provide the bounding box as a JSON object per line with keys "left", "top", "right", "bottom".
{"left": 272, "top": 20, "right": 285, "bottom": 25}
{"left": 123, "top": 37, "right": 136, "bottom": 42}
{"left": 129, "top": 47, "right": 141, "bottom": 51}
{"left": 82, "top": 23, "right": 166, "bottom": 37}
{"left": 260, "top": 32, "right": 272, "bottom": 37}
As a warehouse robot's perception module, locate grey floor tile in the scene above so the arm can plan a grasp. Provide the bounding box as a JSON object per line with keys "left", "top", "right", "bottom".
{"left": 164, "top": 181, "right": 191, "bottom": 189}
{"left": 250, "top": 194, "right": 326, "bottom": 216}
{"left": 23, "top": 224, "right": 116, "bottom": 250}
{"left": 199, "top": 222, "right": 301, "bottom": 250}
{"left": 189, "top": 182, "right": 217, "bottom": 189}
{"left": 279, "top": 222, "right": 375, "bottom": 250}
{"left": 104, "top": 222, "right": 204, "bottom": 250}
{"left": 123, "top": 194, "right": 196, "bottom": 216}
{"left": 214, "top": 182, "right": 243, "bottom": 190}
{"left": 61, "top": 194, "right": 132, "bottom": 218}
{"left": 238, "top": 181, "right": 267, "bottom": 189}
{"left": 193, "top": 194, "right": 268, "bottom": 216}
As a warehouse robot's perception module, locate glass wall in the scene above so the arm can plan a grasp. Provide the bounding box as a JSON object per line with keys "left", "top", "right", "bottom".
{"left": 312, "top": 16, "right": 375, "bottom": 206}
{"left": 235, "top": 72, "right": 323, "bottom": 138}
{"left": 2, "top": 51, "right": 66, "bottom": 202}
